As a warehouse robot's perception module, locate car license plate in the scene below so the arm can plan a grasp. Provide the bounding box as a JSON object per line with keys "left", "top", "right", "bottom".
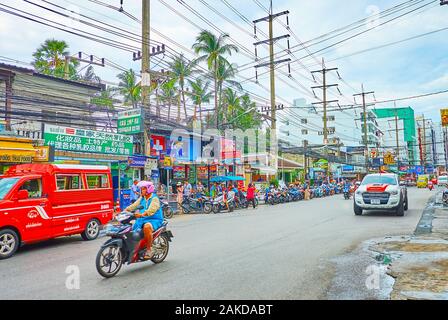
{"left": 371, "top": 199, "right": 381, "bottom": 205}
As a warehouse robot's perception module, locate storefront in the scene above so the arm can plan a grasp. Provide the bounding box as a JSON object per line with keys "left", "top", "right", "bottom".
{"left": 0, "top": 135, "right": 44, "bottom": 173}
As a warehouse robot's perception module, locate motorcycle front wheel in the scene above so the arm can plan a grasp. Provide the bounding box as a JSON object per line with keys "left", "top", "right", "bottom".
{"left": 203, "top": 202, "right": 213, "bottom": 214}
{"left": 163, "top": 206, "right": 174, "bottom": 219}
{"left": 96, "top": 244, "right": 123, "bottom": 278}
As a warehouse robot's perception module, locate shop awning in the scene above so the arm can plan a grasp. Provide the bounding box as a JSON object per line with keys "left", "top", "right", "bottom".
{"left": 211, "top": 176, "right": 246, "bottom": 183}
{"left": 0, "top": 140, "right": 36, "bottom": 163}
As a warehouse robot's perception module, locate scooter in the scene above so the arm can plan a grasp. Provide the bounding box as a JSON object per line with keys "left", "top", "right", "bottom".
{"left": 96, "top": 210, "right": 174, "bottom": 278}
{"left": 212, "top": 193, "right": 235, "bottom": 213}
{"left": 428, "top": 182, "right": 434, "bottom": 191}
{"left": 443, "top": 189, "right": 448, "bottom": 206}
{"left": 343, "top": 186, "right": 351, "bottom": 200}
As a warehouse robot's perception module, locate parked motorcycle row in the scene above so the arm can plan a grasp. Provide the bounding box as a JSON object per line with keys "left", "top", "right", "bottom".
{"left": 179, "top": 190, "right": 259, "bottom": 214}
{"left": 264, "top": 183, "right": 357, "bottom": 205}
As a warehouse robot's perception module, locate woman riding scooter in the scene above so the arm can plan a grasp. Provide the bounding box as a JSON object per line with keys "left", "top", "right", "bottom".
{"left": 124, "top": 181, "right": 164, "bottom": 260}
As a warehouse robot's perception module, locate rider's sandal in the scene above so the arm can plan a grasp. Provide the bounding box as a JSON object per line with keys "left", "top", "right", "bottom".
{"left": 144, "top": 249, "right": 154, "bottom": 260}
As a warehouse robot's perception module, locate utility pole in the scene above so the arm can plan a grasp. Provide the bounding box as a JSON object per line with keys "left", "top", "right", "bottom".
{"left": 303, "top": 139, "right": 308, "bottom": 181}
{"left": 253, "top": 3, "right": 291, "bottom": 132}
{"left": 354, "top": 85, "right": 375, "bottom": 174}
{"left": 141, "top": 0, "right": 151, "bottom": 158}
{"left": 311, "top": 59, "right": 339, "bottom": 182}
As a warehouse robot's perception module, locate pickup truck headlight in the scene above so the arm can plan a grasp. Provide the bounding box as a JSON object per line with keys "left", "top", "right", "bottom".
{"left": 390, "top": 190, "right": 399, "bottom": 196}
{"left": 356, "top": 190, "right": 362, "bottom": 195}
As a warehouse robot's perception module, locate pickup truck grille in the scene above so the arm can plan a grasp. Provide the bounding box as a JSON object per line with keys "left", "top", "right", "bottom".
{"left": 362, "top": 192, "right": 390, "bottom": 204}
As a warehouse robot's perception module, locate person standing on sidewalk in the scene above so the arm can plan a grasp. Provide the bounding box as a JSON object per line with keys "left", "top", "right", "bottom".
{"left": 176, "top": 182, "right": 184, "bottom": 214}
{"left": 130, "top": 180, "right": 140, "bottom": 204}
{"left": 246, "top": 183, "right": 257, "bottom": 209}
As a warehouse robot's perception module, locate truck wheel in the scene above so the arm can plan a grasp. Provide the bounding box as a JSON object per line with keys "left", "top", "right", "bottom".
{"left": 81, "top": 219, "right": 100, "bottom": 241}
{"left": 404, "top": 195, "right": 409, "bottom": 211}
{"left": 354, "top": 203, "right": 363, "bottom": 216}
{"left": 0, "top": 229, "right": 19, "bottom": 260}
{"left": 396, "top": 200, "right": 405, "bottom": 217}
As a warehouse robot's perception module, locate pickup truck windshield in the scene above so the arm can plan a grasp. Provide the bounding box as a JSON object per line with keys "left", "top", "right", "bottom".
{"left": 362, "top": 176, "right": 397, "bottom": 186}
{"left": 0, "top": 178, "right": 20, "bottom": 200}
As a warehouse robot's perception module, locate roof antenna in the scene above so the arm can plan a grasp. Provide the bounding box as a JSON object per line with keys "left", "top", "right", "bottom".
{"left": 119, "top": 0, "right": 124, "bottom": 12}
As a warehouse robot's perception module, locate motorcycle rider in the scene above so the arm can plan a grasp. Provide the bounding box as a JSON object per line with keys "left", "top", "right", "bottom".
{"left": 124, "top": 181, "right": 164, "bottom": 260}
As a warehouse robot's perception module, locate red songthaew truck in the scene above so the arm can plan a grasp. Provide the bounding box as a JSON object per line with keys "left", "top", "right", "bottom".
{"left": 0, "top": 164, "right": 114, "bottom": 259}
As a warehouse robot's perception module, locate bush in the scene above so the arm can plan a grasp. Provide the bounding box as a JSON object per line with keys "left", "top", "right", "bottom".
{"left": 269, "top": 178, "right": 279, "bottom": 188}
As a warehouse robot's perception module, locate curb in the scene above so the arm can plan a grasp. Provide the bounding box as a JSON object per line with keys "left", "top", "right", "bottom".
{"left": 414, "top": 192, "right": 439, "bottom": 235}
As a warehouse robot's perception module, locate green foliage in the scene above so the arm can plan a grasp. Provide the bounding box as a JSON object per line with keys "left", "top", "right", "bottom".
{"left": 269, "top": 178, "right": 279, "bottom": 188}
{"left": 116, "top": 69, "right": 141, "bottom": 108}
{"left": 32, "top": 39, "right": 79, "bottom": 79}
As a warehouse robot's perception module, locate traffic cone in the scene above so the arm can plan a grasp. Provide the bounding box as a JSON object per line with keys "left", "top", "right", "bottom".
{"left": 115, "top": 199, "right": 120, "bottom": 213}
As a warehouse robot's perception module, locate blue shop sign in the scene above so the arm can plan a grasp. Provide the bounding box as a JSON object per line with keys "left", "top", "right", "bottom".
{"left": 128, "top": 155, "right": 147, "bottom": 168}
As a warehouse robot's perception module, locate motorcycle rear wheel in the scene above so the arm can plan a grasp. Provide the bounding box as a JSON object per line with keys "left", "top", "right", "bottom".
{"left": 151, "top": 234, "right": 170, "bottom": 264}
{"left": 96, "top": 244, "right": 123, "bottom": 278}
{"left": 212, "top": 204, "right": 221, "bottom": 214}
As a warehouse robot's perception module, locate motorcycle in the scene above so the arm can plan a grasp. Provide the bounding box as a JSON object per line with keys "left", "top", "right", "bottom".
{"left": 343, "top": 186, "right": 351, "bottom": 200}
{"left": 181, "top": 194, "right": 213, "bottom": 214}
{"left": 428, "top": 182, "right": 434, "bottom": 191}
{"left": 96, "top": 210, "right": 174, "bottom": 278}
{"left": 212, "top": 192, "right": 235, "bottom": 213}
{"left": 443, "top": 189, "right": 448, "bottom": 206}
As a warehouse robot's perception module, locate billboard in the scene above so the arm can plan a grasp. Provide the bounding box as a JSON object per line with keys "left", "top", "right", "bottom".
{"left": 441, "top": 109, "right": 448, "bottom": 127}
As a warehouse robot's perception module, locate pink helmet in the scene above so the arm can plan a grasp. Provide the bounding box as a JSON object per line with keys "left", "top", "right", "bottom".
{"left": 137, "top": 181, "right": 155, "bottom": 193}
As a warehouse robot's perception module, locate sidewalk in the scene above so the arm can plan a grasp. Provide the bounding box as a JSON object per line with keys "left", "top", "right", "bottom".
{"left": 369, "top": 192, "right": 448, "bottom": 300}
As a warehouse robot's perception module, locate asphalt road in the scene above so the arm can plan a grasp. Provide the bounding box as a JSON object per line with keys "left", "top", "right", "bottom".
{"left": 0, "top": 187, "right": 433, "bottom": 300}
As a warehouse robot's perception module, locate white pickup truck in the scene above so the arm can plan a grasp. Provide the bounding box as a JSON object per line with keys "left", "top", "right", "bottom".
{"left": 354, "top": 173, "right": 408, "bottom": 216}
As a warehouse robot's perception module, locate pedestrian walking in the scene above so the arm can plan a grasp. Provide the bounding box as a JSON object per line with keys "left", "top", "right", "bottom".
{"left": 246, "top": 183, "right": 257, "bottom": 209}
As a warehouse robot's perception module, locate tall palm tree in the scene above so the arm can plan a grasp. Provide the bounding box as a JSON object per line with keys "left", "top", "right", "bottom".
{"left": 216, "top": 58, "right": 242, "bottom": 123}
{"left": 82, "top": 65, "right": 101, "bottom": 84}
{"left": 90, "top": 87, "right": 116, "bottom": 132}
{"left": 32, "top": 39, "right": 79, "bottom": 78}
{"left": 222, "top": 87, "right": 240, "bottom": 123}
{"left": 159, "top": 78, "right": 177, "bottom": 121}
{"left": 116, "top": 69, "right": 141, "bottom": 108}
{"left": 169, "top": 54, "right": 196, "bottom": 121}
{"left": 187, "top": 78, "right": 212, "bottom": 123}
{"left": 192, "top": 30, "right": 239, "bottom": 126}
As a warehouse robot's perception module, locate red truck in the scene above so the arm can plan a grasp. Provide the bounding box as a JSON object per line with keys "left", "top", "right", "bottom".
{"left": 0, "top": 164, "right": 114, "bottom": 259}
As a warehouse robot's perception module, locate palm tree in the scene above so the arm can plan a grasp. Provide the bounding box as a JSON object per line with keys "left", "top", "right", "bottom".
{"left": 32, "top": 39, "right": 79, "bottom": 78}
{"left": 216, "top": 58, "right": 242, "bottom": 123}
{"left": 222, "top": 87, "right": 240, "bottom": 122}
{"left": 159, "top": 78, "right": 177, "bottom": 121}
{"left": 169, "top": 54, "right": 197, "bottom": 121}
{"left": 192, "top": 30, "right": 239, "bottom": 127}
{"left": 116, "top": 69, "right": 141, "bottom": 108}
{"left": 90, "top": 87, "right": 116, "bottom": 132}
{"left": 82, "top": 65, "right": 101, "bottom": 84}
{"left": 187, "top": 78, "right": 212, "bottom": 123}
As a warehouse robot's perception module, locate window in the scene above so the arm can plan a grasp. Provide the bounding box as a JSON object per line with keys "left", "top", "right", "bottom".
{"left": 56, "top": 175, "right": 82, "bottom": 190}
{"left": 86, "top": 174, "right": 109, "bottom": 189}
{"left": 302, "top": 129, "right": 308, "bottom": 135}
{"left": 362, "top": 175, "right": 397, "bottom": 186}
{"left": 19, "top": 179, "right": 43, "bottom": 199}
{"left": 0, "top": 178, "right": 19, "bottom": 200}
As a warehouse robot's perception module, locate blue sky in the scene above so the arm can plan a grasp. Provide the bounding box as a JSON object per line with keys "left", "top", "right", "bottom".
{"left": 1, "top": 0, "right": 447, "bottom": 129}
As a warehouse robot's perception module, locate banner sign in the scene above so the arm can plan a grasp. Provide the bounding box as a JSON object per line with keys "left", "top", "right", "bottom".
{"left": 44, "top": 124, "right": 133, "bottom": 156}
{"left": 151, "top": 135, "right": 166, "bottom": 157}
{"left": 441, "top": 109, "right": 448, "bottom": 127}
{"left": 117, "top": 109, "right": 143, "bottom": 135}
{"left": 128, "top": 155, "right": 147, "bottom": 168}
